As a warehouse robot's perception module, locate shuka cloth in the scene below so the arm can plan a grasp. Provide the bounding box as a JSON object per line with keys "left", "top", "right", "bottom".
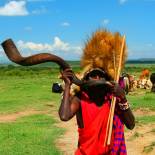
{"left": 75, "top": 92, "right": 127, "bottom": 155}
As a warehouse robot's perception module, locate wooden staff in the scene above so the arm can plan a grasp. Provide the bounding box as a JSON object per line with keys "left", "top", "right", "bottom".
{"left": 105, "top": 35, "right": 126, "bottom": 145}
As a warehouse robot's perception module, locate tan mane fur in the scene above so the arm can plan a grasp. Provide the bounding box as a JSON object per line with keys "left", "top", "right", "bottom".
{"left": 81, "top": 29, "right": 127, "bottom": 79}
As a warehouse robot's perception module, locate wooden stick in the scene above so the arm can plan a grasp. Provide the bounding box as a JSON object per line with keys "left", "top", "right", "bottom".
{"left": 103, "top": 95, "right": 113, "bottom": 146}
{"left": 106, "top": 35, "right": 126, "bottom": 145}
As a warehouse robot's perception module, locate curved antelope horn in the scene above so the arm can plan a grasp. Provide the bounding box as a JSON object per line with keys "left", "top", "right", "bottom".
{"left": 1, "top": 39, "right": 83, "bottom": 86}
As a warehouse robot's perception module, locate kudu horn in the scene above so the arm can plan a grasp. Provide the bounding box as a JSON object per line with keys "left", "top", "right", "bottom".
{"left": 1, "top": 39, "right": 83, "bottom": 86}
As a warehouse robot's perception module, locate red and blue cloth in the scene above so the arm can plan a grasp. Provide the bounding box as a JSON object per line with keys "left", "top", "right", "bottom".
{"left": 75, "top": 92, "right": 127, "bottom": 155}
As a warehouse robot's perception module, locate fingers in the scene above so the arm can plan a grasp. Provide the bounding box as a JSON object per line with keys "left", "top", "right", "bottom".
{"left": 60, "top": 69, "right": 74, "bottom": 85}
{"left": 60, "top": 69, "right": 73, "bottom": 79}
{"left": 106, "top": 81, "right": 127, "bottom": 103}
{"left": 61, "top": 68, "right": 73, "bottom": 75}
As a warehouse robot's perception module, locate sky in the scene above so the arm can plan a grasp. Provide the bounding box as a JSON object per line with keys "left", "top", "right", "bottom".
{"left": 0, "top": 0, "right": 155, "bottom": 63}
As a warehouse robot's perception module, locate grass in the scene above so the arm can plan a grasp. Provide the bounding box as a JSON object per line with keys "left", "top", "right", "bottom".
{"left": 0, "top": 114, "right": 64, "bottom": 155}
{"left": 150, "top": 128, "right": 155, "bottom": 133}
{"left": 0, "top": 66, "right": 64, "bottom": 154}
{"left": 128, "top": 132, "right": 142, "bottom": 141}
{"left": 0, "top": 74, "right": 61, "bottom": 114}
{"left": 143, "top": 142, "right": 155, "bottom": 153}
{"left": 136, "top": 115, "right": 155, "bottom": 124}
{"left": 127, "top": 90, "right": 155, "bottom": 110}
{"left": 0, "top": 64, "right": 155, "bottom": 154}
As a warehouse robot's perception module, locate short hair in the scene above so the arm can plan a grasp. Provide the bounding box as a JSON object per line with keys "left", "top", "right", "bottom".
{"left": 82, "top": 68, "right": 112, "bottom": 81}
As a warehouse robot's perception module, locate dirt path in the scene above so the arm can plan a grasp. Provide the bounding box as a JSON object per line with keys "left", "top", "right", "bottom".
{"left": 126, "top": 123, "right": 155, "bottom": 155}
{"left": 56, "top": 110, "right": 155, "bottom": 155}
{"left": 56, "top": 117, "right": 78, "bottom": 155}
{"left": 0, "top": 109, "right": 47, "bottom": 122}
{"left": 0, "top": 108, "right": 154, "bottom": 154}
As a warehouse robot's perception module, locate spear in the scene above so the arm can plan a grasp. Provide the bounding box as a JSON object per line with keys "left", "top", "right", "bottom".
{"left": 104, "top": 35, "right": 126, "bottom": 145}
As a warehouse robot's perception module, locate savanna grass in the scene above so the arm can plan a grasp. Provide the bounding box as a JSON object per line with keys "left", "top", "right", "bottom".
{"left": 0, "top": 114, "right": 64, "bottom": 155}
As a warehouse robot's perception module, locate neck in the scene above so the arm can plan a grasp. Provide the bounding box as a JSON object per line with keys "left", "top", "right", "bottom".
{"left": 89, "top": 95, "right": 106, "bottom": 107}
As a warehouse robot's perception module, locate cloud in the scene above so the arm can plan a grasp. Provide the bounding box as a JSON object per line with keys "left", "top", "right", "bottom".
{"left": 0, "top": 38, "right": 81, "bottom": 61}
{"left": 61, "top": 22, "right": 70, "bottom": 27}
{"left": 16, "top": 37, "right": 82, "bottom": 60}
{"left": 102, "top": 19, "right": 110, "bottom": 25}
{"left": 119, "top": 0, "right": 128, "bottom": 5}
{"left": 0, "top": 47, "right": 9, "bottom": 63}
{"left": 0, "top": 1, "right": 29, "bottom": 16}
{"left": 52, "top": 37, "right": 70, "bottom": 51}
{"left": 31, "top": 6, "right": 47, "bottom": 14}
{"left": 17, "top": 40, "right": 52, "bottom": 52}
{"left": 0, "top": 47, "right": 4, "bottom": 57}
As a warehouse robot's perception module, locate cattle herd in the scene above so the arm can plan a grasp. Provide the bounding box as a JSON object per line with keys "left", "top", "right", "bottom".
{"left": 120, "top": 69, "right": 155, "bottom": 94}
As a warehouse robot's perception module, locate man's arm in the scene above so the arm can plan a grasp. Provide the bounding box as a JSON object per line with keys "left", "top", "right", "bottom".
{"left": 116, "top": 99, "right": 135, "bottom": 129}
{"left": 58, "top": 69, "right": 80, "bottom": 121}
{"left": 120, "top": 108, "right": 135, "bottom": 130}
{"left": 111, "top": 83, "right": 135, "bottom": 130}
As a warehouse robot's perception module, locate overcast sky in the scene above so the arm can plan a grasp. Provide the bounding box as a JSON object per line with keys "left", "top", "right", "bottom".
{"left": 0, "top": 0, "right": 155, "bottom": 63}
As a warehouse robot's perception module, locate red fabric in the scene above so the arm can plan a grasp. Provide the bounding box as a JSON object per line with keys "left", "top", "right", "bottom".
{"left": 75, "top": 92, "right": 114, "bottom": 155}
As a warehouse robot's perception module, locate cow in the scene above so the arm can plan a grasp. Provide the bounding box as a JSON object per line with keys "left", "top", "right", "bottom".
{"left": 137, "top": 78, "right": 152, "bottom": 89}
{"left": 139, "top": 69, "right": 150, "bottom": 80}
{"left": 137, "top": 69, "right": 152, "bottom": 90}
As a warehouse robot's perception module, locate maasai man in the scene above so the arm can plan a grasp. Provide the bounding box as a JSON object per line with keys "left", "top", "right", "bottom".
{"left": 59, "top": 30, "right": 135, "bottom": 155}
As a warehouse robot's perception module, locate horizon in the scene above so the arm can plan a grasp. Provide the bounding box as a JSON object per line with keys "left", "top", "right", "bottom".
{"left": 1, "top": 58, "right": 155, "bottom": 65}
{"left": 0, "top": 0, "right": 155, "bottom": 62}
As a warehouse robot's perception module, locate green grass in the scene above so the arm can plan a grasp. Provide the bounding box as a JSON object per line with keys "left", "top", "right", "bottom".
{"left": 0, "top": 75, "right": 61, "bottom": 114}
{"left": 127, "top": 91, "right": 155, "bottom": 110}
{"left": 136, "top": 115, "right": 155, "bottom": 124}
{"left": 0, "top": 66, "right": 65, "bottom": 154}
{"left": 0, "top": 64, "right": 155, "bottom": 154}
{"left": 143, "top": 142, "right": 155, "bottom": 153}
{"left": 0, "top": 114, "right": 64, "bottom": 155}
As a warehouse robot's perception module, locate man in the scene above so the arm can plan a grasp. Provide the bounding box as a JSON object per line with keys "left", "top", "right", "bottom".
{"left": 59, "top": 29, "right": 135, "bottom": 154}
{"left": 59, "top": 67, "right": 135, "bottom": 155}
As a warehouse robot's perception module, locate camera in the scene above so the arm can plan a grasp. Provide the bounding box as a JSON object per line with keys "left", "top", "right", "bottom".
{"left": 52, "top": 82, "right": 63, "bottom": 93}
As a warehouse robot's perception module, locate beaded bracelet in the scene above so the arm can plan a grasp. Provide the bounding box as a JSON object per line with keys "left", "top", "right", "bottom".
{"left": 118, "top": 101, "right": 130, "bottom": 111}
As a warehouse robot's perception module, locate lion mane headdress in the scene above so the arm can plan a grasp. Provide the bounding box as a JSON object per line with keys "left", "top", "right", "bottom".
{"left": 71, "top": 29, "right": 127, "bottom": 94}
{"left": 81, "top": 29, "right": 127, "bottom": 80}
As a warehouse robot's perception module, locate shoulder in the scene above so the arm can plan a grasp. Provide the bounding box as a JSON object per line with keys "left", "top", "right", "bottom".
{"left": 69, "top": 92, "right": 81, "bottom": 107}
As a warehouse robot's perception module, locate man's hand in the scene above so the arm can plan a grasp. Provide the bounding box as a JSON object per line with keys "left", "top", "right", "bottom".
{"left": 60, "top": 69, "right": 74, "bottom": 85}
{"left": 109, "top": 82, "right": 127, "bottom": 103}
{"left": 109, "top": 82, "right": 130, "bottom": 110}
